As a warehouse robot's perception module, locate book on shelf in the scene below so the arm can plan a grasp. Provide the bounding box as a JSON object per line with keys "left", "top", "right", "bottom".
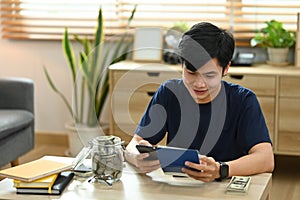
{"left": 16, "top": 171, "right": 74, "bottom": 195}
{"left": 13, "top": 173, "right": 58, "bottom": 188}
{"left": 0, "top": 156, "right": 73, "bottom": 182}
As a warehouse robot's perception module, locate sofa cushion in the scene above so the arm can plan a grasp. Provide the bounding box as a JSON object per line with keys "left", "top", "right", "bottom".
{"left": 0, "top": 110, "right": 34, "bottom": 140}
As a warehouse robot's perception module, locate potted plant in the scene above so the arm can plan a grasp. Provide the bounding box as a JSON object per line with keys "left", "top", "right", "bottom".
{"left": 164, "top": 22, "right": 189, "bottom": 64}
{"left": 250, "top": 20, "right": 296, "bottom": 65}
{"left": 44, "top": 7, "right": 136, "bottom": 155}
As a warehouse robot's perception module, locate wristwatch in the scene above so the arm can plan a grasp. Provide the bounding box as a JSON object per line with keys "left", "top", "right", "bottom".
{"left": 216, "top": 161, "right": 229, "bottom": 181}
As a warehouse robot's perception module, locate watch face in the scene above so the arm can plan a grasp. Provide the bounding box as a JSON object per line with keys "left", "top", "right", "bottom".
{"left": 220, "top": 162, "right": 229, "bottom": 179}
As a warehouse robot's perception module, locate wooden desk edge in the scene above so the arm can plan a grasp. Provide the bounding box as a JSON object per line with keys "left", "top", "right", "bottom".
{"left": 260, "top": 173, "right": 272, "bottom": 200}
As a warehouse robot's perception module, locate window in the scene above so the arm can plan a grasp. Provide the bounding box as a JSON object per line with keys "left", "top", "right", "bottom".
{"left": 231, "top": 0, "right": 300, "bottom": 46}
{"left": 0, "top": 0, "right": 134, "bottom": 40}
{"left": 1, "top": 0, "right": 300, "bottom": 46}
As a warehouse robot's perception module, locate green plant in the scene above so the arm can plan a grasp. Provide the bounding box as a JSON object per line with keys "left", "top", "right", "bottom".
{"left": 171, "top": 21, "right": 189, "bottom": 33}
{"left": 250, "top": 20, "right": 296, "bottom": 48}
{"left": 44, "top": 6, "right": 136, "bottom": 127}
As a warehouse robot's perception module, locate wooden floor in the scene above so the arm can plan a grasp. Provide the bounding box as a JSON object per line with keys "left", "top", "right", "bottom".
{"left": 271, "top": 155, "right": 300, "bottom": 200}
{"left": 1, "top": 133, "right": 300, "bottom": 200}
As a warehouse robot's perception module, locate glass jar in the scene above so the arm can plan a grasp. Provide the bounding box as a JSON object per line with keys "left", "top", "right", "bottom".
{"left": 91, "top": 136, "right": 124, "bottom": 184}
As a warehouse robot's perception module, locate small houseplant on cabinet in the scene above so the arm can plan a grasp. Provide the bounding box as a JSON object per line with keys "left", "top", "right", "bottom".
{"left": 250, "top": 20, "right": 296, "bottom": 65}
{"left": 44, "top": 7, "right": 136, "bottom": 156}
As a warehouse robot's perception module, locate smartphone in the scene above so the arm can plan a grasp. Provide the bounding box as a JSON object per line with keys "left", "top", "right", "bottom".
{"left": 136, "top": 145, "right": 158, "bottom": 161}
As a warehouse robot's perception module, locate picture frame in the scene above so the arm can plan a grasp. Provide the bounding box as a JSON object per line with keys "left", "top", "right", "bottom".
{"left": 133, "top": 27, "right": 163, "bottom": 62}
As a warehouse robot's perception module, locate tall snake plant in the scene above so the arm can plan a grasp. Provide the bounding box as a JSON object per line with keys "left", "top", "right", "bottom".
{"left": 44, "top": 6, "right": 136, "bottom": 127}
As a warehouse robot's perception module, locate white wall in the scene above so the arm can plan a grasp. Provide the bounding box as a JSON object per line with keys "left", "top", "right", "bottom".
{"left": 0, "top": 38, "right": 74, "bottom": 133}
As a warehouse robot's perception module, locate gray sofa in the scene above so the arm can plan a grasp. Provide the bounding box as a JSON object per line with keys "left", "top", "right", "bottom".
{"left": 0, "top": 77, "right": 34, "bottom": 167}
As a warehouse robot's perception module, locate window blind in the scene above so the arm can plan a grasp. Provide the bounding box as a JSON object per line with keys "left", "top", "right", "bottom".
{"left": 119, "top": 0, "right": 230, "bottom": 29}
{"left": 0, "top": 0, "right": 133, "bottom": 40}
{"left": 232, "top": 0, "right": 300, "bottom": 46}
{"left": 122, "top": 0, "right": 300, "bottom": 46}
{"left": 1, "top": 0, "right": 300, "bottom": 46}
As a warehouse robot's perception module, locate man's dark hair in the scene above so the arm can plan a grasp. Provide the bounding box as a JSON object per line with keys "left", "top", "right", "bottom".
{"left": 178, "top": 22, "right": 235, "bottom": 73}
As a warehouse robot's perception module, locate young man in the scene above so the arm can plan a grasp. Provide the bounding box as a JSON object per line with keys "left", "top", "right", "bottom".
{"left": 125, "top": 22, "right": 274, "bottom": 182}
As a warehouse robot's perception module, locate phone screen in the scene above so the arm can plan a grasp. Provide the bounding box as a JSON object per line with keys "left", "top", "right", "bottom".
{"left": 136, "top": 145, "right": 158, "bottom": 160}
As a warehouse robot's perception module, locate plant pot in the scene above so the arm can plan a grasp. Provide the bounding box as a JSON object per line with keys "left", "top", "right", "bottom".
{"left": 267, "top": 47, "right": 289, "bottom": 66}
{"left": 65, "top": 122, "right": 108, "bottom": 157}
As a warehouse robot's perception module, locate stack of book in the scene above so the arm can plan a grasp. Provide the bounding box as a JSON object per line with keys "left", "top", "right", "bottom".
{"left": 14, "top": 171, "right": 74, "bottom": 195}
{"left": 0, "top": 156, "right": 75, "bottom": 195}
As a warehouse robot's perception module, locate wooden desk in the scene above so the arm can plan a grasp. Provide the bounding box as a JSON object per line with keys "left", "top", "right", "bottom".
{"left": 0, "top": 163, "right": 271, "bottom": 200}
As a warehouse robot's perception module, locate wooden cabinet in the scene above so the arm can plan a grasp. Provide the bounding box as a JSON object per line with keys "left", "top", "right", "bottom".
{"left": 109, "top": 62, "right": 180, "bottom": 144}
{"left": 109, "top": 61, "right": 300, "bottom": 155}
{"left": 223, "top": 75, "right": 276, "bottom": 142}
{"left": 278, "top": 77, "right": 300, "bottom": 154}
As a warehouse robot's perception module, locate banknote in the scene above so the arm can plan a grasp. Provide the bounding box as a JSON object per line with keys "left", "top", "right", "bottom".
{"left": 226, "top": 176, "right": 251, "bottom": 193}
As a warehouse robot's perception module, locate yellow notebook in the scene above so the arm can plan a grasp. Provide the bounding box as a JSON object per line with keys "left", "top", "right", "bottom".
{"left": 0, "top": 157, "right": 73, "bottom": 182}
{"left": 13, "top": 173, "right": 58, "bottom": 188}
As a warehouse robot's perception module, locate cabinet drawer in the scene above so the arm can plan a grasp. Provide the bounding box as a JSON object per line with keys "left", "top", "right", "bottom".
{"left": 279, "top": 98, "right": 300, "bottom": 132}
{"left": 279, "top": 77, "right": 300, "bottom": 97}
{"left": 278, "top": 131, "right": 300, "bottom": 152}
{"left": 111, "top": 70, "right": 180, "bottom": 91}
{"left": 223, "top": 75, "right": 275, "bottom": 96}
{"left": 111, "top": 88, "right": 154, "bottom": 125}
{"left": 118, "top": 83, "right": 160, "bottom": 93}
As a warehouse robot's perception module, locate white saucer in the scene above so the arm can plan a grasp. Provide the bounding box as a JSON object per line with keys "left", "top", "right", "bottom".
{"left": 146, "top": 168, "right": 204, "bottom": 187}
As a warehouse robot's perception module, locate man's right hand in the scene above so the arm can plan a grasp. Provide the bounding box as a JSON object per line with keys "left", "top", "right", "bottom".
{"left": 125, "top": 136, "right": 160, "bottom": 173}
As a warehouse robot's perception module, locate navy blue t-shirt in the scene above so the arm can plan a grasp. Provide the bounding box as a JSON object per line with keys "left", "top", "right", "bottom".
{"left": 135, "top": 79, "right": 272, "bottom": 161}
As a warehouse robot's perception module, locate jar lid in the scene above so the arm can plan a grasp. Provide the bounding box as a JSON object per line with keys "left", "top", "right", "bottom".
{"left": 91, "top": 135, "right": 123, "bottom": 146}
